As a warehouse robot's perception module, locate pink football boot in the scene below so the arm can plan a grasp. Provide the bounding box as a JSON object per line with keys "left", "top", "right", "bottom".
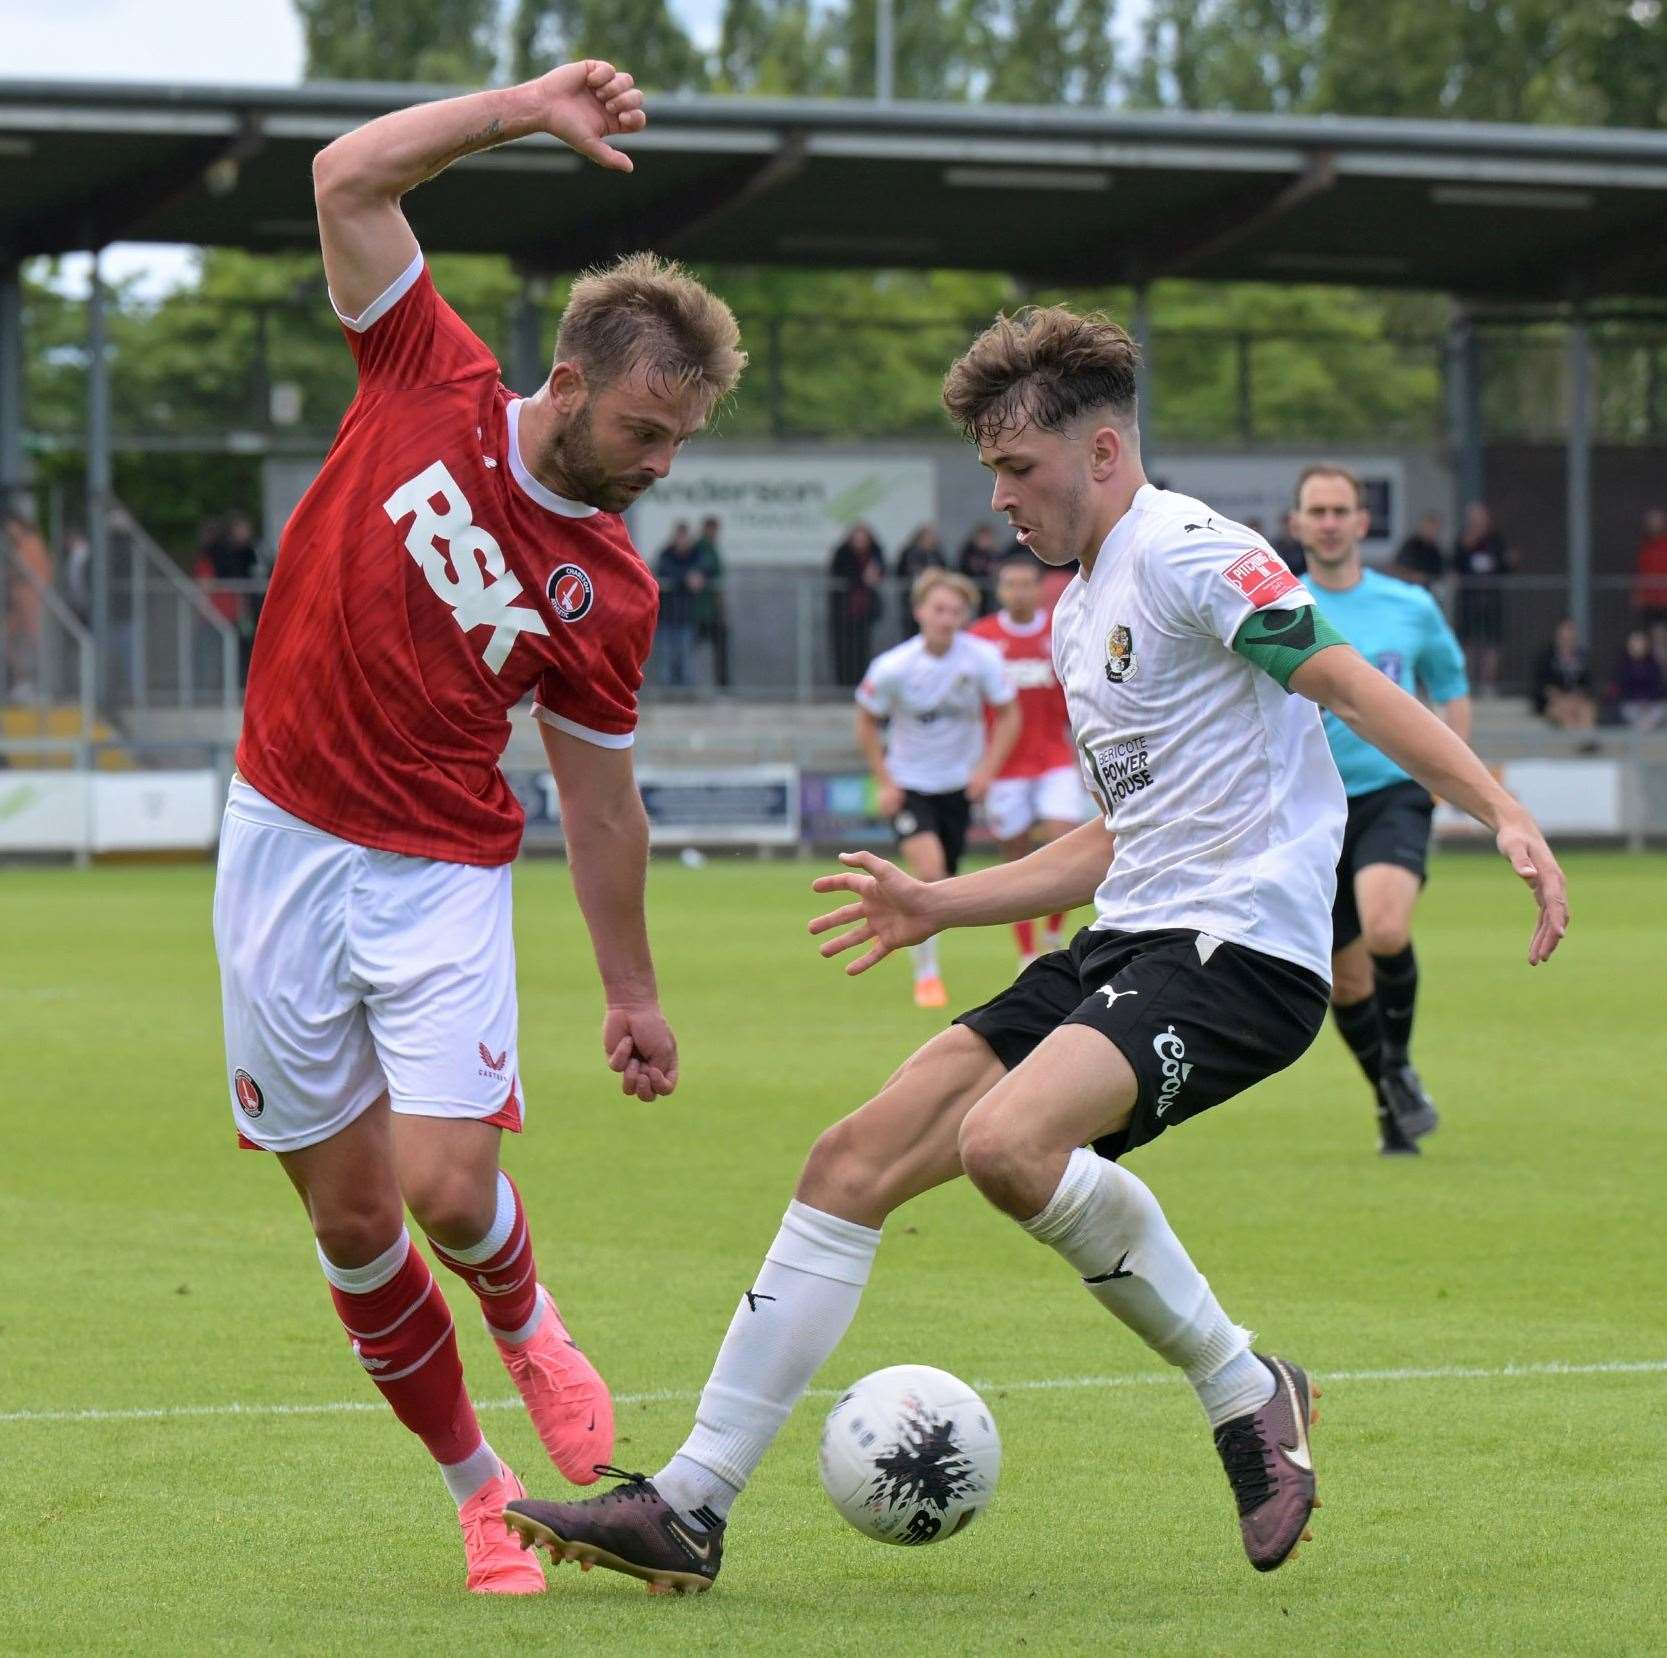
{"left": 460, "top": 1464, "right": 546, "bottom": 1594}
{"left": 494, "top": 1286, "right": 615, "bottom": 1484}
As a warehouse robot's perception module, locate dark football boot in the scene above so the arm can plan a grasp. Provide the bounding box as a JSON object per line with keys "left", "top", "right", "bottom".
{"left": 1211, "top": 1354, "right": 1321, "bottom": 1572}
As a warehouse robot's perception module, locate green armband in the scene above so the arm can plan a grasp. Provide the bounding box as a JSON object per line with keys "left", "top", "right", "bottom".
{"left": 1231, "top": 604, "right": 1347, "bottom": 689}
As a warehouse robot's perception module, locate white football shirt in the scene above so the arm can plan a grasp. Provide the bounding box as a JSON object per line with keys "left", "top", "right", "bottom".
{"left": 1052, "top": 484, "right": 1346, "bottom": 981}
{"left": 856, "top": 632, "right": 1015, "bottom": 794}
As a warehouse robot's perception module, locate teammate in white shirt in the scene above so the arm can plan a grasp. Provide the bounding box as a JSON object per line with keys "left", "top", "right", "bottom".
{"left": 506, "top": 307, "right": 1568, "bottom": 1593}
{"left": 854, "top": 570, "right": 1020, "bottom": 1008}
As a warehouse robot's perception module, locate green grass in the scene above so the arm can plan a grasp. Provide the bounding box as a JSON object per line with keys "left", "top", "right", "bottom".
{"left": 2, "top": 850, "right": 1664, "bottom": 1655}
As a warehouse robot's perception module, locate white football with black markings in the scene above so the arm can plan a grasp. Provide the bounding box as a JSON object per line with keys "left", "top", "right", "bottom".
{"left": 818, "top": 1364, "right": 1001, "bottom": 1545}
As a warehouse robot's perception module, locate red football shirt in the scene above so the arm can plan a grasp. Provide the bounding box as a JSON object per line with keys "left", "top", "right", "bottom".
{"left": 968, "top": 608, "right": 1073, "bottom": 778}
{"left": 238, "top": 253, "right": 657, "bottom": 866}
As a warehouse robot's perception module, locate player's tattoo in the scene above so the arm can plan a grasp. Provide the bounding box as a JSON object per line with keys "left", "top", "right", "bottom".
{"left": 437, "top": 117, "right": 504, "bottom": 168}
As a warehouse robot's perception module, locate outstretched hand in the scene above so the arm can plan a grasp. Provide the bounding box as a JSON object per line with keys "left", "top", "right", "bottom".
{"left": 1496, "top": 813, "right": 1569, "bottom": 965}
{"left": 535, "top": 60, "right": 646, "bottom": 172}
{"left": 807, "top": 850, "right": 940, "bottom": 976}
{"left": 603, "top": 1004, "right": 678, "bottom": 1101}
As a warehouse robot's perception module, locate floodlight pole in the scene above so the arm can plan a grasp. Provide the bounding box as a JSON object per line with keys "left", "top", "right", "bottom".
{"left": 876, "top": 0, "right": 895, "bottom": 101}
{"left": 1566, "top": 303, "right": 1593, "bottom": 645}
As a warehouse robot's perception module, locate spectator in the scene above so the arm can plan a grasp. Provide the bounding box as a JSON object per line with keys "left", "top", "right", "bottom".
{"left": 654, "top": 520, "right": 703, "bottom": 690}
{"left": 828, "top": 522, "right": 886, "bottom": 686}
{"left": 4, "top": 511, "right": 53, "bottom": 700}
{"left": 1632, "top": 506, "right": 1667, "bottom": 666}
{"left": 957, "top": 523, "right": 1000, "bottom": 613}
{"left": 1453, "top": 501, "right": 1513, "bottom": 696}
{"left": 1393, "top": 512, "right": 1445, "bottom": 589}
{"left": 1531, "top": 618, "right": 1597, "bottom": 732}
{"left": 690, "top": 515, "right": 729, "bottom": 690}
{"left": 894, "top": 524, "right": 946, "bottom": 636}
{"left": 1273, "top": 508, "right": 1308, "bottom": 577}
{"left": 208, "top": 510, "right": 263, "bottom": 683}
{"left": 1612, "top": 628, "right": 1667, "bottom": 731}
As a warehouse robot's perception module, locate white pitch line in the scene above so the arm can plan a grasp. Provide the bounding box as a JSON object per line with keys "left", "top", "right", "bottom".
{"left": 2, "top": 1358, "right": 1662, "bottom": 1429}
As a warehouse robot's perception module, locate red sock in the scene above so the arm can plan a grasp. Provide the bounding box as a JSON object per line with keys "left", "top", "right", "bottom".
{"left": 430, "top": 1172, "right": 541, "bottom": 1341}
{"left": 1014, "top": 919, "right": 1036, "bottom": 956}
{"left": 1046, "top": 912, "right": 1067, "bottom": 938}
{"left": 325, "top": 1234, "right": 481, "bottom": 1466}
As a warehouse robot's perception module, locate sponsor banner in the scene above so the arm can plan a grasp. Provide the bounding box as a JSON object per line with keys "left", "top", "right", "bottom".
{"left": 628, "top": 455, "right": 936, "bottom": 568}
{"left": 512, "top": 764, "right": 800, "bottom": 847}
{"left": 0, "top": 770, "right": 220, "bottom": 853}
{"left": 1434, "top": 757, "right": 1625, "bottom": 838}
{"left": 799, "top": 771, "right": 894, "bottom": 845}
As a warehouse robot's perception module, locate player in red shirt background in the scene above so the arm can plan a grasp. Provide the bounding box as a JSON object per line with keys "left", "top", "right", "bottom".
{"left": 213, "top": 61, "right": 746, "bottom": 1594}
{"left": 969, "top": 553, "right": 1095, "bottom": 964}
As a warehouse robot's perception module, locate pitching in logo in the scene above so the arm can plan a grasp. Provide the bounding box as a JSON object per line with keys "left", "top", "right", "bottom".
{"left": 1151, "top": 1025, "right": 1192, "bottom": 1117}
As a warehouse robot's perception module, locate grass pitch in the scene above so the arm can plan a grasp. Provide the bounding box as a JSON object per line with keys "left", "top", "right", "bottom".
{"left": 1, "top": 850, "right": 1664, "bottom": 1655}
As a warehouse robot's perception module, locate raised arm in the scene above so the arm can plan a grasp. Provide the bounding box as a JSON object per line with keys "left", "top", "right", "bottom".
{"left": 1289, "top": 644, "right": 1567, "bottom": 964}
{"left": 312, "top": 61, "right": 645, "bottom": 318}
{"left": 538, "top": 721, "right": 676, "bottom": 1100}
{"left": 809, "top": 817, "right": 1114, "bottom": 976}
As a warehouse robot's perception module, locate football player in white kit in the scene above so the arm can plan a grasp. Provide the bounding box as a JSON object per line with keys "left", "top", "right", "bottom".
{"left": 506, "top": 307, "right": 1567, "bottom": 1592}
{"left": 854, "top": 569, "right": 1021, "bottom": 1008}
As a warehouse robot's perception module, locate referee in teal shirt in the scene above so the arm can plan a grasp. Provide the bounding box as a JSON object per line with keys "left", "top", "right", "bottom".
{"left": 1296, "top": 465, "right": 1471, "bottom": 1156}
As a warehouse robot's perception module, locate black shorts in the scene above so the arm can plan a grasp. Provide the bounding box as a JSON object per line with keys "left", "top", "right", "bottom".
{"left": 954, "top": 927, "right": 1328, "bottom": 1161}
{"left": 1332, "top": 781, "right": 1435, "bottom": 950}
{"left": 892, "top": 789, "right": 971, "bottom": 875}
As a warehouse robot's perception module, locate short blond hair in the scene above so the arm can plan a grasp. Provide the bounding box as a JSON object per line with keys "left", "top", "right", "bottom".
{"left": 555, "top": 252, "right": 747, "bottom": 413}
{"left": 1297, "top": 463, "right": 1364, "bottom": 507}
{"left": 942, "top": 305, "right": 1140, "bottom": 446}
{"left": 911, "top": 569, "right": 980, "bottom": 612}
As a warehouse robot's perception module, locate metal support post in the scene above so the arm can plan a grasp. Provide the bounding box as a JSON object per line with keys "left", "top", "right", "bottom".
{"left": 0, "top": 259, "right": 24, "bottom": 503}
{"left": 1131, "top": 285, "right": 1153, "bottom": 449}
{"left": 876, "top": 0, "right": 895, "bottom": 101}
{"left": 1445, "top": 305, "right": 1484, "bottom": 535}
{"left": 1566, "top": 305, "right": 1593, "bottom": 644}
{"left": 87, "top": 250, "right": 113, "bottom": 708}
{"left": 509, "top": 269, "right": 547, "bottom": 397}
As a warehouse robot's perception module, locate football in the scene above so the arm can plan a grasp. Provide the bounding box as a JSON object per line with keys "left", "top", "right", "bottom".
{"left": 818, "top": 1364, "right": 1002, "bottom": 1545}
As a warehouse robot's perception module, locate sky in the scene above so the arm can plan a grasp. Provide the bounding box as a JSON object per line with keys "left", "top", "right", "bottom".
{"left": 6, "top": 0, "right": 726, "bottom": 294}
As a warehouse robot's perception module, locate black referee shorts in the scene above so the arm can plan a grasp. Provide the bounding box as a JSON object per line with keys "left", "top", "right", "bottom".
{"left": 1332, "top": 780, "right": 1435, "bottom": 950}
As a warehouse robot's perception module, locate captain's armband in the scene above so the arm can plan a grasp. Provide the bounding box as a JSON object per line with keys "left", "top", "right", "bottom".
{"left": 1231, "top": 603, "right": 1347, "bottom": 690}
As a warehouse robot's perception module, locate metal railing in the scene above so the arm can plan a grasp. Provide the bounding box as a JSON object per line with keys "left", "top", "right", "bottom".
{"left": 107, "top": 501, "right": 240, "bottom": 713}
{"left": 1, "top": 536, "right": 96, "bottom": 774}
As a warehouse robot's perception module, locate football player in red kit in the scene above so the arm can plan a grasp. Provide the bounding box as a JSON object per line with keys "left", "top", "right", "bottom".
{"left": 213, "top": 61, "right": 746, "bottom": 1593}
{"left": 970, "top": 553, "right": 1095, "bottom": 964}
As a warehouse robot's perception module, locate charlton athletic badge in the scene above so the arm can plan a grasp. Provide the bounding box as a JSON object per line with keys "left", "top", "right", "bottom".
{"left": 1104, "top": 624, "right": 1137, "bottom": 683}
{"left": 547, "top": 563, "right": 594, "bottom": 623}
{"left": 233, "top": 1068, "right": 265, "bottom": 1119}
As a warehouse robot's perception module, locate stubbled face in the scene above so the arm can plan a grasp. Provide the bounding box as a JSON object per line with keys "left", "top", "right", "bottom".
{"left": 542, "top": 363, "right": 707, "bottom": 513}
{"left": 980, "top": 423, "right": 1098, "bottom": 567}
{"left": 1296, "top": 473, "right": 1366, "bottom": 568}
{"left": 996, "top": 560, "right": 1042, "bottom": 621}
{"left": 914, "top": 585, "right": 972, "bottom": 650}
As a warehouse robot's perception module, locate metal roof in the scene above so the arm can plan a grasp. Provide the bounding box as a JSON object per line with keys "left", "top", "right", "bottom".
{"left": 5, "top": 78, "right": 1667, "bottom": 296}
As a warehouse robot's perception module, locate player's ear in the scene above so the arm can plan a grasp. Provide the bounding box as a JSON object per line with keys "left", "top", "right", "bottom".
{"left": 1088, "top": 422, "right": 1123, "bottom": 481}
{"left": 548, "top": 359, "right": 589, "bottom": 418}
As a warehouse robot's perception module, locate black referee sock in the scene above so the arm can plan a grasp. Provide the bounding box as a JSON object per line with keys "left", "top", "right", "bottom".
{"left": 1332, "top": 996, "right": 1384, "bottom": 1086}
{"left": 1372, "top": 945, "right": 1419, "bottom": 1065}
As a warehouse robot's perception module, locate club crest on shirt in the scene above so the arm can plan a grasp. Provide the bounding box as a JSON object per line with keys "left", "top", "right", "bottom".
{"left": 1104, "top": 624, "right": 1137, "bottom": 683}
{"left": 547, "top": 563, "right": 594, "bottom": 623}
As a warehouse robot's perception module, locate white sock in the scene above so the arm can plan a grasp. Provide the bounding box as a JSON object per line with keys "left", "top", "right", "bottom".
{"left": 653, "top": 1200, "right": 882, "bottom": 1526}
{"left": 910, "top": 937, "right": 940, "bottom": 982}
{"left": 438, "top": 1440, "right": 503, "bottom": 1506}
{"left": 1021, "top": 1147, "right": 1275, "bottom": 1428}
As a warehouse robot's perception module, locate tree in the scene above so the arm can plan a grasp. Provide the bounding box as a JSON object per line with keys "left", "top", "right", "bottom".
{"left": 293, "top": 0, "right": 499, "bottom": 83}
{"left": 711, "top": 0, "right": 842, "bottom": 95}
{"left": 510, "top": 0, "right": 707, "bottom": 90}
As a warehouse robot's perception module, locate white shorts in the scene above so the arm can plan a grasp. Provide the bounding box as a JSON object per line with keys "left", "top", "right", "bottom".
{"left": 983, "top": 765, "right": 1095, "bottom": 843}
{"left": 214, "top": 779, "right": 523, "bottom": 1153}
